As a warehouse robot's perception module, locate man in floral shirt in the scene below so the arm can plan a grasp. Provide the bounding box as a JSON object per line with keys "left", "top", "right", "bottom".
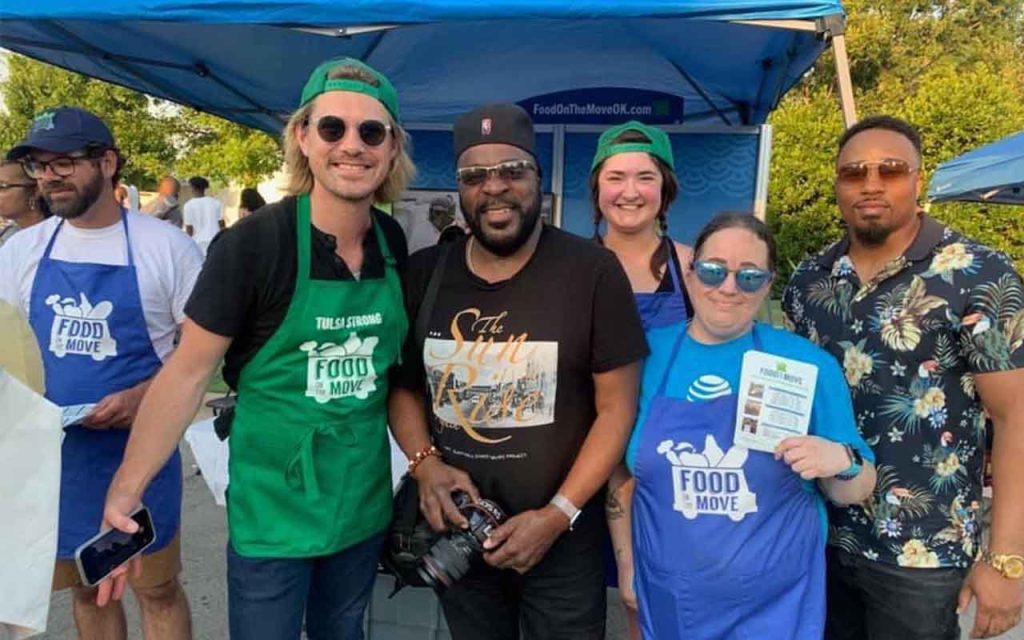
{"left": 784, "top": 116, "right": 1024, "bottom": 640}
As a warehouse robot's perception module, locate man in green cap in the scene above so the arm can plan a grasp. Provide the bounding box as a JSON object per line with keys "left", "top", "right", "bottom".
{"left": 100, "top": 56, "right": 416, "bottom": 638}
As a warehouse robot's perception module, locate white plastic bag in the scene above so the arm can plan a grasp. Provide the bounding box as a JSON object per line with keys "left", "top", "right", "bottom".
{"left": 0, "top": 370, "right": 62, "bottom": 639}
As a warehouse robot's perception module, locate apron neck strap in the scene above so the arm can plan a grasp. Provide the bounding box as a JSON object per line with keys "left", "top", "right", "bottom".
{"left": 296, "top": 195, "right": 394, "bottom": 281}
{"left": 297, "top": 195, "right": 313, "bottom": 286}
{"left": 665, "top": 237, "right": 683, "bottom": 295}
{"left": 42, "top": 208, "right": 133, "bottom": 265}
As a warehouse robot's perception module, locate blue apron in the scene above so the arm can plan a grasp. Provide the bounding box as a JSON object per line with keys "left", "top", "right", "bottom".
{"left": 631, "top": 326, "right": 824, "bottom": 639}
{"left": 606, "top": 243, "right": 692, "bottom": 589}
{"left": 29, "top": 212, "right": 182, "bottom": 559}
{"left": 634, "top": 238, "right": 688, "bottom": 332}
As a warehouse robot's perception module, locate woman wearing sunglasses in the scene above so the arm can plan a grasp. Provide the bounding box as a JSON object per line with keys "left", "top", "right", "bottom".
{"left": 626, "top": 213, "right": 877, "bottom": 638}
{"left": 589, "top": 121, "right": 691, "bottom": 639}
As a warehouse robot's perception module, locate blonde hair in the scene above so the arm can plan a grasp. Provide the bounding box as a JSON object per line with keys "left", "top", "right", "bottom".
{"left": 282, "top": 65, "right": 415, "bottom": 202}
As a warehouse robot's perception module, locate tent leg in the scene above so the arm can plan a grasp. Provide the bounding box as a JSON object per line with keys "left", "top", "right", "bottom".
{"left": 832, "top": 33, "right": 857, "bottom": 128}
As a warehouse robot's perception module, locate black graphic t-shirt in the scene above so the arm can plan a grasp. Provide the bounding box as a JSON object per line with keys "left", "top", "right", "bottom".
{"left": 394, "top": 226, "right": 648, "bottom": 515}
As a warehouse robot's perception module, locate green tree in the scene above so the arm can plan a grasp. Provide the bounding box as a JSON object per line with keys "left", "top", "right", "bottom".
{"left": 0, "top": 55, "right": 178, "bottom": 187}
{"left": 176, "top": 112, "right": 281, "bottom": 188}
{"left": 768, "top": 0, "right": 1024, "bottom": 282}
{"left": 0, "top": 55, "right": 281, "bottom": 189}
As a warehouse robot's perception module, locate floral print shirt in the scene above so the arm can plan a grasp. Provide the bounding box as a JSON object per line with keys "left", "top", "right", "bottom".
{"left": 783, "top": 216, "right": 1024, "bottom": 568}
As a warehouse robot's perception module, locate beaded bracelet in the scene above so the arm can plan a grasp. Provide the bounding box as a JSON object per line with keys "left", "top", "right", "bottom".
{"left": 408, "top": 445, "right": 442, "bottom": 476}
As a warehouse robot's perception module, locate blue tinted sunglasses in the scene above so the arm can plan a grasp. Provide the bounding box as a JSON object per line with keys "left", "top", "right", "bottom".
{"left": 692, "top": 260, "right": 772, "bottom": 293}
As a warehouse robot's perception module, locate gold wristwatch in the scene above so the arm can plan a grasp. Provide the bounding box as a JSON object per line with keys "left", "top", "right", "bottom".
{"left": 981, "top": 550, "right": 1024, "bottom": 580}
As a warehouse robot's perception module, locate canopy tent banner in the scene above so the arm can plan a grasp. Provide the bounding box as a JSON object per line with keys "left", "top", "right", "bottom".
{"left": 0, "top": 1, "right": 844, "bottom": 132}
{"left": 928, "top": 130, "right": 1024, "bottom": 205}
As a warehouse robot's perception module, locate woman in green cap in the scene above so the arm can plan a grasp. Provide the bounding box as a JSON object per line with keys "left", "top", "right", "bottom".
{"left": 590, "top": 121, "right": 691, "bottom": 639}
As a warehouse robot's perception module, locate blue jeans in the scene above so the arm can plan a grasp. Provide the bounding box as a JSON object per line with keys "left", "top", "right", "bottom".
{"left": 227, "top": 533, "right": 384, "bottom": 640}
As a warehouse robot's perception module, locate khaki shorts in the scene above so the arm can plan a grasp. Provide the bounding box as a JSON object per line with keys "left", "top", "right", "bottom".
{"left": 53, "top": 531, "right": 182, "bottom": 591}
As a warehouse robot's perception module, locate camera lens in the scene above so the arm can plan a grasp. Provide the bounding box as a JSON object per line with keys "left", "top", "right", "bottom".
{"left": 415, "top": 495, "right": 507, "bottom": 591}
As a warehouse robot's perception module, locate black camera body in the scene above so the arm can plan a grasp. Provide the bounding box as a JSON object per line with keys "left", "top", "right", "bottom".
{"left": 381, "top": 477, "right": 507, "bottom": 594}
{"left": 417, "top": 490, "right": 506, "bottom": 590}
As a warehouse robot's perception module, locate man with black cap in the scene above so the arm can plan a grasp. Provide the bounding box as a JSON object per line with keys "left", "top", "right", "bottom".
{"left": 101, "top": 57, "right": 415, "bottom": 639}
{"left": 390, "top": 103, "right": 648, "bottom": 639}
{"left": 0, "top": 106, "right": 201, "bottom": 639}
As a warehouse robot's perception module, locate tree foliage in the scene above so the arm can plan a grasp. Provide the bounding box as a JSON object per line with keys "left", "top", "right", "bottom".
{"left": 0, "top": 55, "right": 281, "bottom": 189}
{"left": 768, "top": 0, "right": 1024, "bottom": 282}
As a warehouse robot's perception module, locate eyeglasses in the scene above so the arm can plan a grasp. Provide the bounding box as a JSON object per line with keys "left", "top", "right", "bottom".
{"left": 0, "top": 181, "right": 36, "bottom": 190}
{"left": 692, "top": 260, "right": 772, "bottom": 293}
{"left": 836, "top": 159, "right": 917, "bottom": 184}
{"left": 307, "top": 116, "right": 391, "bottom": 147}
{"left": 21, "top": 153, "right": 98, "bottom": 179}
{"left": 456, "top": 160, "right": 537, "bottom": 187}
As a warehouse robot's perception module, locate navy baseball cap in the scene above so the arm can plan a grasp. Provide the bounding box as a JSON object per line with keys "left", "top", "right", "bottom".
{"left": 7, "top": 107, "right": 116, "bottom": 161}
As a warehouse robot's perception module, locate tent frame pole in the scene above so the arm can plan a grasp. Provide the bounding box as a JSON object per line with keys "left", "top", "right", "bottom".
{"left": 831, "top": 33, "right": 857, "bottom": 128}
{"left": 732, "top": 14, "right": 857, "bottom": 128}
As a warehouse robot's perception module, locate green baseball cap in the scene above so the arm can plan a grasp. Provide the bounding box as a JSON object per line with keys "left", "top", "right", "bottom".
{"left": 300, "top": 57, "right": 400, "bottom": 122}
{"left": 591, "top": 120, "right": 675, "bottom": 171}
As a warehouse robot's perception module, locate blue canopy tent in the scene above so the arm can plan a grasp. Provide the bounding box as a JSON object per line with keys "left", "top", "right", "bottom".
{"left": 928, "top": 130, "right": 1024, "bottom": 205}
{"left": 0, "top": 1, "right": 856, "bottom": 241}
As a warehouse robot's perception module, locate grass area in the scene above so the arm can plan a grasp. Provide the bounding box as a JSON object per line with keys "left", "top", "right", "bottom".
{"left": 207, "top": 363, "right": 230, "bottom": 395}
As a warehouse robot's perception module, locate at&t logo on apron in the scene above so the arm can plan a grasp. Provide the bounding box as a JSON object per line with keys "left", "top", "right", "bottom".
{"left": 301, "top": 333, "right": 378, "bottom": 404}
{"left": 658, "top": 434, "right": 758, "bottom": 522}
{"left": 45, "top": 293, "right": 118, "bottom": 361}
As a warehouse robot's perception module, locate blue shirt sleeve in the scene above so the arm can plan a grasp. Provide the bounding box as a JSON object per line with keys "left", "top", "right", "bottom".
{"left": 807, "top": 352, "right": 875, "bottom": 465}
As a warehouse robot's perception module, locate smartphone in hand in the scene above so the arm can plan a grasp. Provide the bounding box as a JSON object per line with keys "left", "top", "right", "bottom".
{"left": 74, "top": 507, "right": 156, "bottom": 587}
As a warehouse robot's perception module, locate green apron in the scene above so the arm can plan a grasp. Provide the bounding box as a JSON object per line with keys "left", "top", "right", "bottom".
{"left": 228, "top": 194, "right": 408, "bottom": 558}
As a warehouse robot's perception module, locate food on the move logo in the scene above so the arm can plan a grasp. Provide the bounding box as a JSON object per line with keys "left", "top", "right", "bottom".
{"left": 659, "top": 434, "right": 758, "bottom": 522}
{"left": 46, "top": 293, "right": 118, "bottom": 361}
{"left": 301, "top": 334, "right": 378, "bottom": 404}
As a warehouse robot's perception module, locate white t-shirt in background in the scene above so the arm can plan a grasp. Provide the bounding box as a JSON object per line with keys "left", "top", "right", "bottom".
{"left": 183, "top": 196, "right": 224, "bottom": 245}
{"left": 0, "top": 211, "right": 203, "bottom": 361}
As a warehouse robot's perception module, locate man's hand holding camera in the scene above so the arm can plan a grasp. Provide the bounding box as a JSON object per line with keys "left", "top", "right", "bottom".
{"left": 482, "top": 505, "right": 569, "bottom": 574}
{"left": 414, "top": 455, "right": 481, "bottom": 532}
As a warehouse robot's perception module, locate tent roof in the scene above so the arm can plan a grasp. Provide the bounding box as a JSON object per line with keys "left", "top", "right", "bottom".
{"left": 928, "top": 130, "right": 1024, "bottom": 205}
{"left": 0, "top": 1, "right": 844, "bottom": 133}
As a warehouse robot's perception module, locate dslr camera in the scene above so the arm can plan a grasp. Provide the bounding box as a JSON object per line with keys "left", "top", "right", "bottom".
{"left": 417, "top": 490, "right": 506, "bottom": 589}
{"left": 382, "top": 478, "right": 506, "bottom": 593}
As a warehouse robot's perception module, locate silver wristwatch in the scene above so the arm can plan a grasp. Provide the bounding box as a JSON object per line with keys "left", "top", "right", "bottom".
{"left": 549, "top": 493, "right": 581, "bottom": 530}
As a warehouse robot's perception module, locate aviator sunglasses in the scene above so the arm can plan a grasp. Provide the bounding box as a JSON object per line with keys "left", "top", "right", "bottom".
{"left": 836, "top": 159, "right": 917, "bottom": 184}
{"left": 692, "top": 260, "right": 772, "bottom": 293}
{"left": 308, "top": 115, "right": 392, "bottom": 147}
{"left": 456, "top": 160, "right": 537, "bottom": 187}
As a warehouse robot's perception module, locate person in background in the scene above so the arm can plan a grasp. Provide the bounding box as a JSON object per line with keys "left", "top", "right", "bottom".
{"left": 114, "top": 184, "right": 130, "bottom": 207}
{"left": 0, "top": 159, "right": 48, "bottom": 247}
{"left": 182, "top": 176, "right": 225, "bottom": 257}
{"left": 628, "top": 212, "right": 876, "bottom": 639}
{"left": 237, "top": 187, "right": 266, "bottom": 220}
{"left": 144, "top": 175, "right": 182, "bottom": 228}
{"left": 589, "top": 120, "right": 691, "bottom": 640}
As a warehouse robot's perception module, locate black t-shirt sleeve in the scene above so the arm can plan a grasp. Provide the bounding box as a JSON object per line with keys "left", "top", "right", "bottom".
{"left": 591, "top": 251, "right": 649, "bottom": 372}
{"left": 184, "top": 218, "right": 266, "bottom": 338}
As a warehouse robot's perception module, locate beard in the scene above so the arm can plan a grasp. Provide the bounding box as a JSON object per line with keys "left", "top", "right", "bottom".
{"left": 851, "top": 220, "right": 893, "bottom": 246}
{"left": 461, "top": 190, "right": 542, "bottom": 257}
{"left": 42, "top": 171, "right": 104, "bottom": 220}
